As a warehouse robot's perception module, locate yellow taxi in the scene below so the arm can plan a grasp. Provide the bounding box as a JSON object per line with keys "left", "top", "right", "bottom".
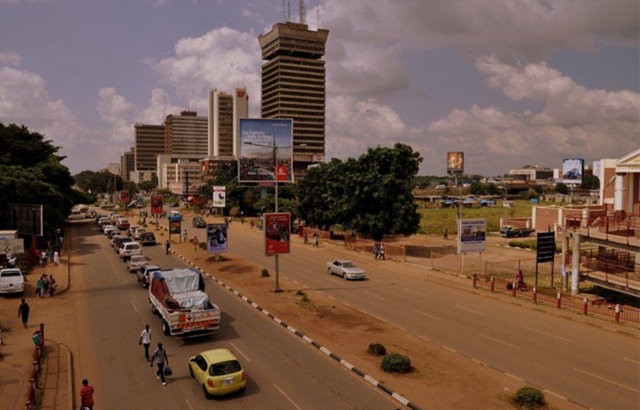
{"left": 188, "top": 348, "right": 246, "bottom": 398}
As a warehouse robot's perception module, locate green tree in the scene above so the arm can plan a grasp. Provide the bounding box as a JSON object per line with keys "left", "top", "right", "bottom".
{"left": 554, "top": 183, "right": 569, "bottom": 195}
{"left": 580, "top": 174, "right": 600, "bottom": 190}
{"left": 138, "top": 179, "right": 156, "bottom": 192}
{"left": 0, "top": 123, "right": 79, "bottom": 236}
{"left": 297, "top": 143, "right": 422, "bottom": 240}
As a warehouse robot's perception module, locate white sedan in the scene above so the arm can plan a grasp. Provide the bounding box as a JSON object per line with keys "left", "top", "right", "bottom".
{"left": 326, "top": 260, "right": 366, "bottom": 280}
{"left": 127, "top": 254, "right": 147, "bottom": 272}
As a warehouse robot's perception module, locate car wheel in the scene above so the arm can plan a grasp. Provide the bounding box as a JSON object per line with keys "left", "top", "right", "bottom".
{"left": 202, "top": 384, "right": 213, "bottom": 400}
{"left": 189, "top": 365, "right": 194, "bottom": 378}
{"left": 342, "top": 272, "right": 347, "bottom": 280}
{"left": 150, "top": 304, "right": 158, "bottom": 315}
{"left": 162, "top": 321, "right": 170, "bottom": 336}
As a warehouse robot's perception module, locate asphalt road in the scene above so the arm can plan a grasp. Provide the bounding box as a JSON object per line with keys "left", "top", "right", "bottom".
{"left": 71, "top": 221, "right": 399, "bottom": 409}
{"left": 184, "top": 218, "right": 640, "bottom": 410}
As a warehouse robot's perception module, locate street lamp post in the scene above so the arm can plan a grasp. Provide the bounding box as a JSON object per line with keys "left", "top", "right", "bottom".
{"left": 244, "top": 138, "right": 303, "bottom": 293}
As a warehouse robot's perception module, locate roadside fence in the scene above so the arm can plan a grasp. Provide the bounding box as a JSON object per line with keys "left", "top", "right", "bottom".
{"left": 25, "top": 323, "right": 45, "bottom": 410}
{"left": 473, "top": 274, "right": 639, "bottom": 324}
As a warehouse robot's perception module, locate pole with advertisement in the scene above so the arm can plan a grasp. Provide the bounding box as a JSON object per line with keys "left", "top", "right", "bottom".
{"left": 212, "top": 186, "right": 226, "bottom": 215}
{"left": 264, "top": 212, "right": 291, "bottom": 291}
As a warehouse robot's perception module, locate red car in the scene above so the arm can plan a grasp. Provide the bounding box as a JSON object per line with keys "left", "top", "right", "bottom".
{"left": 116, "top": 218, "right": 130, "bottom": 230}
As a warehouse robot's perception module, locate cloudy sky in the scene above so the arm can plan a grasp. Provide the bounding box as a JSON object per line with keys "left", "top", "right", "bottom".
{"left": 1, "top": 0, "right": 638, "bottom": 176}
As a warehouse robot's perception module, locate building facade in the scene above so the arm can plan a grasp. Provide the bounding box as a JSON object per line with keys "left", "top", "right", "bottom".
{"left": 208, "top": 88, "right": 249, "bottom": 158}
{"left": 119, "top": 148, "right": 134, "bottom": 182}
{"left": 165, "top": 111, "right": 208, "bottom": 157}
{"left": 134, "top": 124, "right": 166, "bottom": 177}
{"left": 258, "top": 22, "right": 329, "bottom": 173}
{"left": 157, "top": 154, "right": 205, "bottom": 196}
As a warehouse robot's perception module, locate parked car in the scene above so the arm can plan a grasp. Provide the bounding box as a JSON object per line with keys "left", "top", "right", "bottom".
{"left": 188, "top": 348, "right": 246, "bottom": 398}
{"left": 119, "top": 242, "right": 142, "bottom": 261}
{"left": 136, "top": 264, "right": 161, "bottom": 288}
{"left": 499, "top": 226, "right": 534, "bottom": 238}
{"left": 139, "top": 232, "right": 156, "bottom": 246}
{"left": 127, "top": 255, "right": 148, "bottom": 272}
{"left": 116, "top": 218, "right": 130, "bottom": 230}
{"left": 192, "top": 216, "right": 207, "bottom": 228}
{"left": 326, "top": 260, "right": 366, "bottom": 280}
{"left": 0, "top": 268, "right": 25, "bottom": 295}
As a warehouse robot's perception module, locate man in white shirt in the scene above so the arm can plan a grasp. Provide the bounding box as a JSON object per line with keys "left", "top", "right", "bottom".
{"left": 139, "top": 324, "right": 152, "bottom": 362}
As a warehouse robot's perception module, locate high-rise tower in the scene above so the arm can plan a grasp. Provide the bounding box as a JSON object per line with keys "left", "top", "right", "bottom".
{"left": 258, "top": 22, "right": 329, "bottom": 174}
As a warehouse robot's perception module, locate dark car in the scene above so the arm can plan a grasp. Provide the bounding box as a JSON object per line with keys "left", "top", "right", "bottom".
{"left": 192, "top": 216, "right": 207, "bottom": 228}
{"left": 139, "top": 232, "right": 157, "bottom": 246}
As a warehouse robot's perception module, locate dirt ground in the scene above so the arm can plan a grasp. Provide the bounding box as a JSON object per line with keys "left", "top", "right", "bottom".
{"left": 0, "top": 218, "right": 588, "bottom": 410}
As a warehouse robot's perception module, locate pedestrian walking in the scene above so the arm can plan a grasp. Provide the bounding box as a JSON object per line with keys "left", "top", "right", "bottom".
{"left": 443, "top": 228, "right": 448, "bottom": 240}
{"left": 150, "top": 342, "right": 169, "bottom": 386}
{"left": 47, "top": 275, "right": 57, "bottom": 297}
{"left": 79, "top": 379, "right": 95, "bottom": 410}
{"left": 53, "top": 250, "right": 60, "bottom": 266}
{"left": 182, "top": 228, "right": 188, "bottom": 243}
{"left": 312, "top": 233, "right": 319, "bottom": 247}
{"left": 373, "top": 242, "right": 379, "bottom": 260}
{"left": 139, "top": 324, "right": 152, "bottom": 362}
{"left": 18, "top": 298, "right": 30, "bottom": 328}
{"left": 165, "top": 239, "right": 171, "bottom": 255}
{"left": 40, "top": 251, "right": 46, "bottom": 267}
{"left": 379, "top": 243, "right": 386, "bottom": 260}
{"left": 36, "top": 274, "right": 46, "bottom": 298}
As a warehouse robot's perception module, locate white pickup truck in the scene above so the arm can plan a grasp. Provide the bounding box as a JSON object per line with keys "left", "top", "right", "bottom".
{"left": 148, "top": 268, "right": 220, "bottom": 338}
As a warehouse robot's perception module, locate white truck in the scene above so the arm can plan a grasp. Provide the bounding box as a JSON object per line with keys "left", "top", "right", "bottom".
{"left": 148, "top": 268, "right": 220, "bottom": 338}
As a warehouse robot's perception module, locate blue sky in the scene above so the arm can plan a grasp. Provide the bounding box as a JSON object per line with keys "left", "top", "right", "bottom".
{"left": 0, "top": 0, "right": 638, "bottom": 176}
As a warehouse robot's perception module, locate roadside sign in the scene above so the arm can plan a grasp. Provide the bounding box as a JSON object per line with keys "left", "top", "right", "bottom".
{"left": 536, "top": 232, "right": 556, "bottom": 263}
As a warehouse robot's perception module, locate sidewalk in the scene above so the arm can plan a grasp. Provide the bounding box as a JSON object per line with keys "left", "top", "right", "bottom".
{"left": 0, "top": 256, "right": 73, "bottom": 410}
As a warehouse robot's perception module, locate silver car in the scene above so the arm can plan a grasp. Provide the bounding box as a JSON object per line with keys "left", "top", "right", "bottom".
{"left": 326, "top": 260, "right": 366, "bottom": 280}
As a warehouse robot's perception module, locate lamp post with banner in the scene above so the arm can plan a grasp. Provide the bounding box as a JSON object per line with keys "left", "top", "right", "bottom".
{"left": 244, "top": 138, "right": 304, "bottom": 293}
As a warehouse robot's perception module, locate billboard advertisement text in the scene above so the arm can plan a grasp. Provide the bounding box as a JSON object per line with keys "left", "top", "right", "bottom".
{"left": 207, "top": 224, "right": 228, "bottom": 254}
{"left": 447, "top": 152, "right": 464, "bottom": 175}
{"left": 264, "top": 213, "right": 291, "bottom": 256}
{"left": 238, "top": 119, "right": 293, "bottom": 183}
{"left": 212, "top": 186, "right": 226, "bottom": 208}
{"left": 562, "top": 158, "right": 584, "bottom": 184}
{"left": 150, "top": 195, "right": 164, "bottom": 215}
{"left": 457, "top": 219, "right": 486, "bottom": 253}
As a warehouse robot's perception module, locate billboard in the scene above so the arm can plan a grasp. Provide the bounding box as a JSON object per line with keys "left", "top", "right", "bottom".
{"left": 264, "top": 212, "right": 291, "bottom": 256}
{"left": 206, "top": 223, "right": 228, "bottom": 254}
{"left": 150, "top": 195, "right": 164, "bottom": 215}
{"left": 120, "top": 190, "right": 129, "bottom": 204}
{"left": 447, "top": 152, "right": 464, "bottom": 175}
{"left": 457, "top": 219, "right": 486, "bottom": 253}
{"left": 562, "top": 158, "right": 584, "bottom": 184}
{"left": 238, "top": 119, "right": 293, "bottom": 183}
{"left": 212, "top": 186, "right": 226, "bottom": 208}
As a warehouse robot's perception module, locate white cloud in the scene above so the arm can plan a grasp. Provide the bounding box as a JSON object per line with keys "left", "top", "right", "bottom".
{"left": 137, "top": 88, "right": 181, "bottom": 124}
{"left": 150, "top": 27, "right": 261, "bottom": 116}
{"left": 0, "top": 51, "right": 21, "bottom": 66}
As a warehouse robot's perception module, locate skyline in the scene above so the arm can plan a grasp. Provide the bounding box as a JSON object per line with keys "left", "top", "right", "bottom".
{"left": 0, "top": 0, "right": 638, "bottom": 176}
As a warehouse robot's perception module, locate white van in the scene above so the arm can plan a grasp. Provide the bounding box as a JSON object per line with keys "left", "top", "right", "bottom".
{"left": 0, "top": 268, "right": 25, "bottom": 295}
{"left": 119, "top": 242, "right": 142, "bottom": 261}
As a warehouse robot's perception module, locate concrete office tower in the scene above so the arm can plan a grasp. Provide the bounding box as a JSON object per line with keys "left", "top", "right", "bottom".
{"left": 208, "top": 88, "right": 249, "bottom": 158}
{"left": 134, "top": 123, "right": 165, "bottom": 172}
{"left": 258, "top": 22, "right": 329, "bottom": 173}
{"left": 165, "top": 111, "right": 208, "bottom": 156}
{"left": 120, "top": 148, "right": 134, "bottom": 181}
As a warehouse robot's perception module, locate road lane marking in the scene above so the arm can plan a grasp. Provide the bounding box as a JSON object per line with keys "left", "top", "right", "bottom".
{"left": 130, "top": 300, "right": 138, "bottom": 312}
{"left": 455, "top": 305, "right": 487, "bottom": 316}
{"left": 573, "top": 368, "right": 640, "bottom": 393}
{"left": 505, "top": 372, "right": 524, "bottom": 382}
{"left": 478, "top": 333, "right": 522, "bottom": 350}
{"left": 361, "top": 290, "right": 386, "bottom": 301}
{"left": 184, "top": 398, "right": 194, "bottom": 410}
{"left": 443, "top": 345, "right": 457, "bottom": 353}
{"left": 623, "top": 357, "right": 639, "bottom": 365}
{"left": 525, "top": 327, "right": 570, "bottom": 342}
{"left": 411, "top": 308, "right": 443, "bottom": 321}
{"left": 229, "top": 342, "right": 250, "bottom": 362}
{"left": 274, "top": 384, "right": 302, "bottom": 410}
{"left": 418, "top": 335, "right": 431, "bottom": 343}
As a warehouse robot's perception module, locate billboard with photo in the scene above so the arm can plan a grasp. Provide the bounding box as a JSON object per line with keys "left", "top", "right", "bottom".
{"left": 238, "top": 119, "right": 293, "bottom": 183}
{"left": 447, "top": 152, "right": 464, "bottom": 175}
{"left": 264, "top": 212, "right": 291, "bottom": 256}
{"left": 562, "top": 158, "right": 584, "bottom": 184}
{"left": 206, "top": 223, "right": 228, "bottom": 254}
{"left": 212, "top": 186, "right": 226, "bottom": 208}
{"left": 150, "top": 195, "right": 164, "bottom": 215}
{"left": 457, "top": 219, "right": 486, "bottom": 253}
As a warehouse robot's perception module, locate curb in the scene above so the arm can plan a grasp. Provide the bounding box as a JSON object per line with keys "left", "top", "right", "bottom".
{"left": 173, "top": 251, "right": 421, "bottom": 410}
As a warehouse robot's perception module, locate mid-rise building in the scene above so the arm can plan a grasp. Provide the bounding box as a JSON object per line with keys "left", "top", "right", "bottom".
{"left": 258, "top": 22, "right": 329, "bottom": 174}
{"left": 119, "top": 148, "right": 134, "bottom": 182}
{"left": 157, "top": 154, "right": 205, "bottom": 196}
{"left": 134, "top": 124, "right": 166, "bottom": 179}
{"left": 165, "top": 111, "right": 208, "bottom": 157}
{"left": 208, "top": 88, "right": 249, "bottom": 158}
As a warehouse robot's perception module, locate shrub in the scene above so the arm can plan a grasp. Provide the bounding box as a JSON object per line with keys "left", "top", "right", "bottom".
{"left": 513, "top": 386, "right": 546, "bottom": 408}
{"left": 260, "top": 268, "right": 269, "bottom": 277}
{"left": 368, "top": 342, "right": 386, "bottom": 356}
{"left": 381, "top": 352, "right": 412, "bottom": 373}
{"left": 198, "top": 242, "right": 206, "bottom": 250}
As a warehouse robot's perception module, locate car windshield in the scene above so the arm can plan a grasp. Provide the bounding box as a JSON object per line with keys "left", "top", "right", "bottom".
{"left": 209, "top": 360, "right": 241, "bottom": 376}
{"left": 1, "top": 270, "right": 21, "bottom": 277}
{"left": 342, "top": 262, "right": 355, "bottom": 268}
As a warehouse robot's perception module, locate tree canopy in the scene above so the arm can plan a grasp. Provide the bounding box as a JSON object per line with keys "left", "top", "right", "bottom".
{"left": 297, "top": 143, "right": 422, "bottom": 241}
{"left": 0, "top": 122, "right": 85, "bottom": 237}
